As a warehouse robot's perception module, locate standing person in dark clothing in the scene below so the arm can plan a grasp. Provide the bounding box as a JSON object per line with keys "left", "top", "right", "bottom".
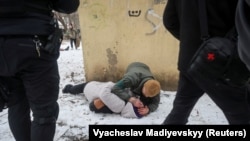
{"left": 0, "top": 0, "right": 79, "bottom": 141}
{"left": 162, "top": 0, "right": 250, "bottom": 124}
{"left": 111, "top": 62, "right": 161, "bottom": 116}
{"left": 236, "top": 0, "right": 250, "bottom": 112}
{"left": 236, "top": 0, "right": 250, "bottom": 71}
{"left": 68, "top": 23, "right": 77, "bottom": 50}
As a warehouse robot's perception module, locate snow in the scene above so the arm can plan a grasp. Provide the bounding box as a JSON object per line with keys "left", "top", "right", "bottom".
{"left": 0, "top": 40, "right": 228, "bottom": 141}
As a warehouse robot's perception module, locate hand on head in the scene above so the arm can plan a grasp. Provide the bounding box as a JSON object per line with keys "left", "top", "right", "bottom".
{"left": 129, "top": 97, "right": 149, "bottom": 116}
{"left": 129, "top": 97, "right": 144, "bottom": 107}
{"left": 135, "top": 100, "right": 149, "bottom": 116}
{"left": 133, "top": 98, "right": 144, "bottom": 108}
{"left": 137, "top": 106, "right": 149, "bottom": 116}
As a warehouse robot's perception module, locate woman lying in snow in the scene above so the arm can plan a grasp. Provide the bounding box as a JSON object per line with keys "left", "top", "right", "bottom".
{"left": 62, "top": 81, "right": 145, "bottom": 118}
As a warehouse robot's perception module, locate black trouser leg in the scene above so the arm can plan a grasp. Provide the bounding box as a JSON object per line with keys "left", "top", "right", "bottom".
{"left": 25, "top": 61, "right": 60, "bottom": 141}
{"left": 73, "top": 39, "right": 77, "bottom": 49}
{"left": 69, "top": 83, "right": 87, "bottom": 94}
{"left": 162, "top": 72, "right": 204, "bottom": 125}
{"left": 21, "top": 42, "right": 60, "bottom": 141}
{"left": 1, "top": 75, "right": 31, "bottom": 141}
{"left": 8, "top": 98, "right": 31, "bottom": 141}
{"left": 192, "top": 72, "right": 250, "bottom": 124}
{"left": 30, "top": 102, "right": 59, "bottom": 141}
{"left": 70, "top": 38, "right": 76, "bottom": 49}
{"left": 205, "top": 81, "right": 250, "bottom": 124}
{"left": 1, "top": 36, "right": 60, "bottom": 141}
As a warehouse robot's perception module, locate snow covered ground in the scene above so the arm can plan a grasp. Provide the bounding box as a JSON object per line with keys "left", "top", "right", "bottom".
{"left": 0, "top": 40, "right": 228, "bottom": 141}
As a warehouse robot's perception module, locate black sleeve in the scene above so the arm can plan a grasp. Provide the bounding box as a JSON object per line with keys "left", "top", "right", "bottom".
{"left": 163, "top": 0, "right": 180, "bottom": 40}
{"left": 236, "top": 0, "right": 250, "bottom": 70}
{"left": 52, "top": 0, "right": 80, "bottom": 14}
{"left": 246, "top": 0, "right": 250, "bottom": 6}
{"left": 147, "top": 94, "right": 160, "bottom": 113}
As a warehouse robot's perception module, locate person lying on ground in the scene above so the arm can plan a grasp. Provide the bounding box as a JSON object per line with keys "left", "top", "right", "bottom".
{"left": 62, "top": 81, "right": 147, "bottom": 118}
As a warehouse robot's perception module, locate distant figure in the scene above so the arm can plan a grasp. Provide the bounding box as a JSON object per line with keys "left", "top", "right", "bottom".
{"left": 68, "top": 23, "right": 78, "bottom": 49}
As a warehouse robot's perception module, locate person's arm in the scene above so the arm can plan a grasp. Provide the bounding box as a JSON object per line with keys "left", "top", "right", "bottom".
{"left": 163, "top": 0, "right": 180, "bottom": 40}
{"left": 111, "top": 79, "right": 131, "bottom": 101}
{"left": 147, "top": 94, "right": 160, "bottom": 113}
{"left": 52, "top": 0, "right": 80, "bottom": 14}
{"left": 111, "top": 72, "right": 141, "bottom": 102}
{"left": 129, "top": 97, "right": 144, "bottom": 107}
{"left": 98, "top": 89, "right": 126, "bottom": 113}
{"left": 136, "top": 94, "right": 160, "bottom": 116}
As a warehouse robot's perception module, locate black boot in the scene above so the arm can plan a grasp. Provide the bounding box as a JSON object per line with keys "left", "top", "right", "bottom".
{"left": 62, "top": 83, "right": 85, "bottom": 94}
{"left": 62, "top": 84, "right": 73, "bottom": 94}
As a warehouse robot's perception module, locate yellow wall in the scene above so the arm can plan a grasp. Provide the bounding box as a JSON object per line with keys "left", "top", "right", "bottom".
{"left": 78, "top": 0, "right": 179, "bottom": 91}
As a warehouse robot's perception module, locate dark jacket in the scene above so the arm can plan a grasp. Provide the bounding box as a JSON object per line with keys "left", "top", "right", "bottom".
{"left": 111, "top": 62, "right": 160, "bottom": 113}
{"left": 0, "top": 0, "right": 79, "bottom": 35}
{"left": 236, "top": 0, "right": 250, "bottom": 70}
{"left": 163, "top": 0, "right": 238, "bottom": 72}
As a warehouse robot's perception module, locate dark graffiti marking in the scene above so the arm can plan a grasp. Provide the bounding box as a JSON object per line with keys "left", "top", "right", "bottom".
{"left": 128, "top": 10, "right": 141, "bottom": 17}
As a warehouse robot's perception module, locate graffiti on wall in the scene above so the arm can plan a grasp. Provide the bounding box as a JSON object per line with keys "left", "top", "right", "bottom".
{"left": 128, "top": 10, "right": 141, "bottom": 17}
{"left": 145, "top": 8, "right": 163, "bottom": 35}
{"left": 127, "top": 0, "right": 167, "bottom": 35}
